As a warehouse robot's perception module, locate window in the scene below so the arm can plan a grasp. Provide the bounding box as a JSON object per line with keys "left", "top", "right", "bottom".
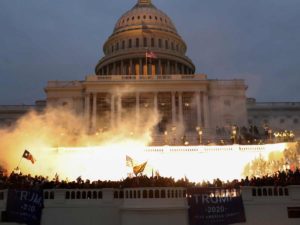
{"left": 158, "top": 39, "right": 162, "bottom": 48}
{"left": 165, "top": 40, "right": 169, "bottom": 49}
{"left": 280, "top": 118, "right": 285, "bottom": 124}
{"left": 151, "top": 38, "right": 154, "bottom": 47}
{"left": 171, "top": 42, "right": 174, "bottom": 50}
{"left": 143, "top": 37, "right": 147, "bottom": 47}
{"left": 294, "top": 118, "right": 299, "bottom": 124}
{"left": 128, "top": 39, "right": 132, "bottom": 48}
{"left": 116, "top": 42, "right": 119, "bottom": 50}
{"left": 136, "top": 38, "right": 139, "bottom": 47}
{"left": 122, "top": 40, "right": 125, "bottom": 49}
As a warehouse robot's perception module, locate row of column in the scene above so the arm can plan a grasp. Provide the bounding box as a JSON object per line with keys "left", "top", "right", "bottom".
{"left": 84, "top": 91, "right": 210, "bottom": 130}
{"left": 99, "top": 59, "right": 193, "bottom": 76}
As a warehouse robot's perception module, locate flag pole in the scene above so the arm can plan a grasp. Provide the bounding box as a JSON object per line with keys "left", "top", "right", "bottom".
{"left": 16, "top": 156, "right": 23, "bottom": 172}
{"left": 17, "top": 157, "right": 23, "bottom": 168}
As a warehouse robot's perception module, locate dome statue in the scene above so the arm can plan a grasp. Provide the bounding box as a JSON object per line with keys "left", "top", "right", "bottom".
{"left": 95, "top": 0, "right": 195, "bottom": 76}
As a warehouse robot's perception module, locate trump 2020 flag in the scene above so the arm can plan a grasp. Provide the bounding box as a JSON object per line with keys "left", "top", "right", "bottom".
{"left": 22, "top": 150, "right": 36, "bottom": 164}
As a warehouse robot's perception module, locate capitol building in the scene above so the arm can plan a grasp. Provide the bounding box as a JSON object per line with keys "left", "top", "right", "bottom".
{"left": 0, "top": 0, "right": 299, "bottom": 141}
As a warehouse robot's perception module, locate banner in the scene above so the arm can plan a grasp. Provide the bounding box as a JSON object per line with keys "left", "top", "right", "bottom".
{"left": 188, "top": 188, "right": 246, "bottom": 225}
{"left": 5, "top": 189, "right": 44, "bottom": 225}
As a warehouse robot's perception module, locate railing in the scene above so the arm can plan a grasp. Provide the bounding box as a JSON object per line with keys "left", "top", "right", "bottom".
{"left": 144, "top": 143, "right": 287, "bottom": 153}
{"left": 251, "top": 187, "right": 289, "bottom": 197}
{"left": 47, "top": 81, "right": 82, "bottom": 88}
{"left": 122, "top": 188, "right": 186, "bottom": 199}
{"left": 210, "top": 79, "right": 245, "bottom": 86}
{"left": 86, "top": 74, "right": 207, "bottom": 82}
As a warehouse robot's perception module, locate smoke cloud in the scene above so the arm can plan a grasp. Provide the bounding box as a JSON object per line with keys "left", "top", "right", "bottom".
{"left": 0, "top": 105, "right": 160, "bottom": 180}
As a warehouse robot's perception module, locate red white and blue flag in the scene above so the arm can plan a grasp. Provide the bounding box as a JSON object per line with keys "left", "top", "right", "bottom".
{"left": 146, "top": 51, "right": 157, "bottom": 59}
{"left": 22, "top": 150, "right": 36, "bottom": 164}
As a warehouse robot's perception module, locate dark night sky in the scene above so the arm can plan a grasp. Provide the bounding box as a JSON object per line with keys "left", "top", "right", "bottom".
{"left": 0, "top": 0, "right": 300, "bottom": 104}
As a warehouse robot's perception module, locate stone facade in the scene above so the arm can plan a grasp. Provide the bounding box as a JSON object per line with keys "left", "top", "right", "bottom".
{"left": 1, "top": 186, "right": 300, "bottom": 225}
{"left": 0, "top": 0, "right": 299, "bottom": 141}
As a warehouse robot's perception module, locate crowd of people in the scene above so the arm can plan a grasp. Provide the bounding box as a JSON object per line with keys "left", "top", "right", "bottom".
{"left": 215, "top": 125, "right": 295, "bottom": 145}
{"left": 0, "top": 168, "right": 299, "bottom": 190}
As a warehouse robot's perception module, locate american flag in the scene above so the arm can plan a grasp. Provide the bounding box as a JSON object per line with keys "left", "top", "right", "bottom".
{"left": 146, "top": 51, "right": 157, "bottom": 59}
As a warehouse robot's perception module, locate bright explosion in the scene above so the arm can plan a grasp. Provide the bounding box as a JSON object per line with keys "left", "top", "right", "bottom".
{"left": 0, "top": 107, "right": 293, "bottom": 182}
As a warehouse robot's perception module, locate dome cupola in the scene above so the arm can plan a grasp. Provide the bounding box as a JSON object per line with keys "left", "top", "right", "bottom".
{"left": 95, "top": 0, "right": 195, "bottom": 76}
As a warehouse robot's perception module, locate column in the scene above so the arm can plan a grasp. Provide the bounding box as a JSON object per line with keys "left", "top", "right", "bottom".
{"left": 167, "top": 60, "right": 170, "bottom": 74}
{"left": 121, "top": 60, "right": 124, "bottom": 75}
{"left": 129, "top": 59, "right": 133, "bottom": 75}
{"left": 178, "top": 92, "right": 183, "bottom": 124}
{"left": 158, "top": 59, "right": 162, "bottom": 75}
{"left": 196, "top": 92, "right": 202, "bottom": 126}
{"left": 117, "top": 94, "right": 122, "bottom": 126}
{"left": 92, "top": 93, "right": 97, "bottom": 129}
{"left": 171, "top": 92, "right": 176, "bottom": 125}
{"left": 154, "top": 92, "right": 158, "bottom": 114}
{"left": 110, "top": 94, "right": 115, "bottom": 128}
{"left": 112, "top": 63, "right": 116, "bottom": 75}
{"left": 84, "top": 93, "right": 91, "bottom": 128}
{"left": 203, "top": 92, "right": 210, "bottom": 128}
{"left": 136, "top": 92, "right": 140, "bottom": 126}
{"left": 139, "top": 59, "right": 142, "bottom": 76}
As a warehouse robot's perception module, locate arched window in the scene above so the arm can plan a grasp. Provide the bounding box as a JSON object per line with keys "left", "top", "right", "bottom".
{"left": 143, "top": 37, "right": 147, "bottom": 47}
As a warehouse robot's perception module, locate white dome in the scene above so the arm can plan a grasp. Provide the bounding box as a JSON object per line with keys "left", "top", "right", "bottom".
{"left": 113, "top": 1, "right": 178, "bottom": 36}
